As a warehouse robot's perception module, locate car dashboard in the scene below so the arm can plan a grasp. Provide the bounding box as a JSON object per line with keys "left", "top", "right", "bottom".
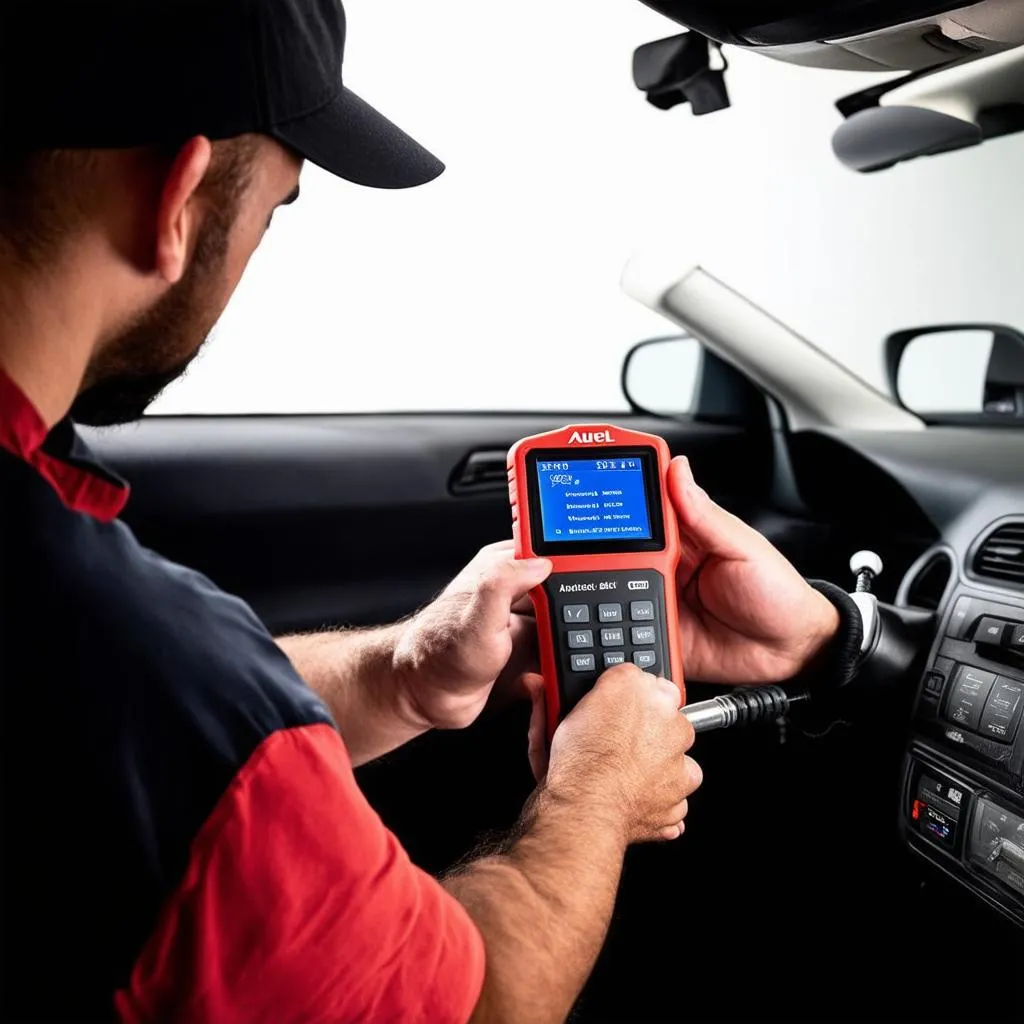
{"left": 809, "top": 427, "right": 1024, "bottom": 929}
{"left": 900, "top": 525, "right": 1024, "bottom": 928}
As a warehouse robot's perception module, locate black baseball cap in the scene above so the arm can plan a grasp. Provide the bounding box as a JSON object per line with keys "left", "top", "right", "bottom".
{"left": 0, "top": 0, "right": 444, "bottom": 189}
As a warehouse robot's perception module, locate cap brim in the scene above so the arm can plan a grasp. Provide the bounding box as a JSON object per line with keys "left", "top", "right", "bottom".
{"left": 270, "top": 86, "right": 444, "bottom": 189}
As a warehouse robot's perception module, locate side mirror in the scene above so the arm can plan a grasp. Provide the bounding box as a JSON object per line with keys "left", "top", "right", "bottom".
{"left": 885, "top": 324, "right": 1024, "bottom": 417}
{"left": 621, "top": 335, "right": 703, "bottom": 417}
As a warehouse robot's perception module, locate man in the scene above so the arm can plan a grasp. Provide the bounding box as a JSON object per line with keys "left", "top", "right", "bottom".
{"left": 0, "top": 1, "right": 850, "bottom": 1021}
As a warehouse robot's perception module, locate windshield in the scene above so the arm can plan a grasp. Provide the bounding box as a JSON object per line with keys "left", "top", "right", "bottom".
{"left": 150, "top": 1, "right": 1024, "bottom": 416}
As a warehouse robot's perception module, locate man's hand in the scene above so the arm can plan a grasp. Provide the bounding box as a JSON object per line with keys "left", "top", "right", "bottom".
{"left": 546, "top": 664, "right": 701, "bottom": 843}
{"left": 669, "top": 456, "right": 839, "bottom": 685}
{"left": 390, "top": 541, "right": 552, "bottom": 730}
{"left": 446, "top": 664, "right": 700, "bottom": 1024}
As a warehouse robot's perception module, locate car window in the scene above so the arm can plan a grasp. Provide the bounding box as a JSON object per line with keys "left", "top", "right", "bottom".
{"left": 150, "top": 0, "right": 1024, "bottom": 416}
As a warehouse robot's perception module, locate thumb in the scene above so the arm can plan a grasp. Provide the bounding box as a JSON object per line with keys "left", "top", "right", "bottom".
{"left": 668, "top": 457, "right": 757, "bottom": 561}
{"left": 462, "top": 550, "right": 551, "bottom": 639}
{"left": 505, "top": 556, "right": 553, "bottom": 605}
{"left": 523, "top": 673, "right": 550, "bottom": 783}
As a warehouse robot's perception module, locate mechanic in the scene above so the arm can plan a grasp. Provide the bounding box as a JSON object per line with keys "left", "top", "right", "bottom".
{"left": 0, "top": 1, "right": 855, "bottom": 1022}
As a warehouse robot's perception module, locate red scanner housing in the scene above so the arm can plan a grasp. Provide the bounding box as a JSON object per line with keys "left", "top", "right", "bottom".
{"left": 508, "top": 424, "right": 684, "bottom": 739}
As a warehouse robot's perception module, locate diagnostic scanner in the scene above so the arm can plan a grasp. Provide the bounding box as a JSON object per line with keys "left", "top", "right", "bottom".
{"left": 508, "top": 424, "right": 684, "bottom": 739}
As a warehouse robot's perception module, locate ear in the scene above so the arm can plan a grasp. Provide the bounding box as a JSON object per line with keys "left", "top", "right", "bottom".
{"left": 154, "top": 136, "right": 213, "bottom": 285}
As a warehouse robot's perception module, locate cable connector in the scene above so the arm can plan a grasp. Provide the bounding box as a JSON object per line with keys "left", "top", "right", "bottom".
{"left": 682, "top": 685, "right": 807, "bottom": 735}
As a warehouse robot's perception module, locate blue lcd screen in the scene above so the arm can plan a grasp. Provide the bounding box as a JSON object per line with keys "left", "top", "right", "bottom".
{"left": 535, "top": 458, "right": 652, "bottom": 543}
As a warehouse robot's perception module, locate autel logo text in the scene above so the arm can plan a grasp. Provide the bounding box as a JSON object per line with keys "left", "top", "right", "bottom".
{"left": 567, "top": 430, "right": 616, "bottom": 445}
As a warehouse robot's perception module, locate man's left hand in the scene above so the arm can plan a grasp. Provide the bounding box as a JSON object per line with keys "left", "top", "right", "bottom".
{"left": 390, "top": 541, "right": 551, "bottom": 730}
{"left": 668, "top": 457, "right": 840, "bottom": 685}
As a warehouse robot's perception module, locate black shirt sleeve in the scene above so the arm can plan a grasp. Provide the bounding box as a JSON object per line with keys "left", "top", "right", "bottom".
{"left": 806, "top": 579, "right": 864, "bottom": 689}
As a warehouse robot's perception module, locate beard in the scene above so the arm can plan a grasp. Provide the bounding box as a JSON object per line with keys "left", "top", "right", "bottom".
{"left": 71, "top": 212, "right": 232, "bottom": 427}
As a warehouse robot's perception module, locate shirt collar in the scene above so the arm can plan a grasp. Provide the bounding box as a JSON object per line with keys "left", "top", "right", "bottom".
{"left": 0, "top": 368, "right": 129, "bottom": 522}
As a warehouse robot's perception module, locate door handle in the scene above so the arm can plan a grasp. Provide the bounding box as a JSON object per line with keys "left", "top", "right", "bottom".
{"left": 450, "top": 449, "right": 508, "bottom": 494}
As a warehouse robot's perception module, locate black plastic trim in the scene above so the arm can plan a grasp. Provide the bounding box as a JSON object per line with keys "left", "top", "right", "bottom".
{"left": 896, "top": 544, "right": 957, "bottom": 610}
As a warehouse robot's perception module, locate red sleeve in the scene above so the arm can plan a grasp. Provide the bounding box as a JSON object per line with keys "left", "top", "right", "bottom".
{"left": 114, "top": 723, "right": 485, "bottom": 1024}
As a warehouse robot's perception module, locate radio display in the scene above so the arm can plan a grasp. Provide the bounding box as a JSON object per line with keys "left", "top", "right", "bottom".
{"left": 535, "top": 457, "right": 653, "bottom": 543}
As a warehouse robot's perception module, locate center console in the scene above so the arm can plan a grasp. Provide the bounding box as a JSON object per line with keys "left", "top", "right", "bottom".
{"left": 903, "top": 581, "right": 1024, "bottom": 926}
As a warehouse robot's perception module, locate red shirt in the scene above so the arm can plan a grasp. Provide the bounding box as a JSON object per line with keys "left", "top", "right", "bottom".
{"left": 0, "top": 367, "right": 485, "bottom": 1023}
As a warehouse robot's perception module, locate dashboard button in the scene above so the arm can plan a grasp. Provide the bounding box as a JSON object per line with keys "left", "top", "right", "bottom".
{"left": 1008, "top": 624, "right": 1024, "bottom": 652}
{"left": 979, "top": 678, "right": 1024, "bottom": 742}
{"left": 974, "top": 617, "right": 1009, "bottom": 645}
{"left": 946, "top": 666, "right": 997, "bottom": 731}
{"left": 946, "top": 597, "right": 977, "bottom": 639}
{"left": 924, "top": 657, "right": 955, "bottom": 696}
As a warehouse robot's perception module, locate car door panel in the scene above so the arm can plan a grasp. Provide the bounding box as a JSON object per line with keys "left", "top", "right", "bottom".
{"left": 86, "top": 414, "right": 766, "bottom": 634}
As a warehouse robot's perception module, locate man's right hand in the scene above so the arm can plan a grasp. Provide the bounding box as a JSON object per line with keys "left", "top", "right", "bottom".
{"left": 543, "top": 665, "right": 701, "bottom": 844}
{"left": 448, "top": 664, "right": 700, "bottom": 1024}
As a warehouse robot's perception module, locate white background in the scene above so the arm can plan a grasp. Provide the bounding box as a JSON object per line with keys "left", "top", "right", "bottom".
{"left": 152, "top": 0, "right": 1024, "bottom": 416}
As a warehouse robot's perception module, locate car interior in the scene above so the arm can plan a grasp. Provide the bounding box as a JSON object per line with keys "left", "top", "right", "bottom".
{"left": 86, "top": 1, "right": 1024, "bottom": 1020}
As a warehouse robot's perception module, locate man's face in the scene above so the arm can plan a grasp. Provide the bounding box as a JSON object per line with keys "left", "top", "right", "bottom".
{"left": 71, "top": 138, "right": 302, "bottom": 426}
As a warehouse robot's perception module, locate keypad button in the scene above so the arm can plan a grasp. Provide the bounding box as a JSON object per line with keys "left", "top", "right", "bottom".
{"left": 630, "top": 601, "right": 655, "bottom": 621}
{"left": 633, "top": 650, "right": 657, "bottom": 670}
{"left": 571, "top": 653, "right": 596, "bottom": 672}
{"left": 563, "top": 605, "right": 590, "bottom": 624}
{"left": 603, "top": 651, "right": 626, "bottom": 668}
{"left": 598, "top": 603, "right": 623, "bottom": 623}
{"left": 567, "top": 630, "right": 594, "bottom": 649}
{"left": 600, "top": 627, "right": 625, "bottom": 647}
{"left": 631, "top": 625, "right": 657, "bottom": 646}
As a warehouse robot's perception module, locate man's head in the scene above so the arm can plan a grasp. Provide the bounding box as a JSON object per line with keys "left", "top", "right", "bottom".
{"left": 0, "top": 0, "right": 443, "bottom": 425}
{"left": 1, "top": 136, "right": 302, "bottom": 425}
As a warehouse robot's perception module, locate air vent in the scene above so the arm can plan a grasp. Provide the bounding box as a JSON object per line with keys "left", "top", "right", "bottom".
{"left": 901, "top": 550, "right": 953, "bottom": 611}
{"left": 973, "top": 521, "right": 1024, "bottom": 587}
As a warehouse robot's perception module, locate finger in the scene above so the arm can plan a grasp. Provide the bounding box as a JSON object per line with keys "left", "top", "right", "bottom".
{"left": 490, "top": 616, "right": 540, "bottom": 706}
{"left": 507, "top": 613, "right": 538, "bottom": 671}
{"left": 445, "top": 547, "right": 551, "bottom": 634}
{"left": 657, "top": 822, "right": 685, "bottom": 841}
{"left": 655, "top": 673, "right": 685, "bottom": 711}
{"left": 511, "top": 593, "right": 536, "bottom": 617}
{"left": 675, "top": 707, "right": 696, "bottom": 752}
{"left": 524, "top": 673, "right": 550, "bottom": 782}
{"left": 472, "top": 547, "right": 552, "bottom": 603}
{"left": 664, "top": 798, "right": 689, "bottom": 826}
{"left": 682, "top": 755, "right": 704, "bottom": 796}
{"left": 668, "top": 457, "right": 759, "bottom": 561}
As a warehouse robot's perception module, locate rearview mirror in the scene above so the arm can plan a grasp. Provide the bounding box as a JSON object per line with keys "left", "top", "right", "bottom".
{"left": 622, "top": 335, "right": 703, "bottom": 417}
{"left": 885, "top": 324, "right": 1024, "bottom": 418}
{"left": 832, "top": 106, "right": 981, "bottom": 174}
